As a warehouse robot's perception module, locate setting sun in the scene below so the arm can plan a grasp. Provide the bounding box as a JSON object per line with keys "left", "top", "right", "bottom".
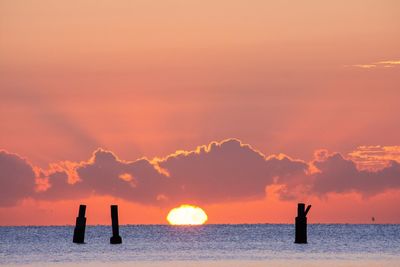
{"left": 166, "top": 205, "right": 208, "bottom": 225}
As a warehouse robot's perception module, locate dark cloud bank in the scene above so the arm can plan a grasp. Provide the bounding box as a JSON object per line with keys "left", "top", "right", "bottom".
{"left": 1, "top": 139, "right": 400, "bottom": 207}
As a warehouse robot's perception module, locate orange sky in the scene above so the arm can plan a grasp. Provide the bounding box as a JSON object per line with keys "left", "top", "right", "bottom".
{"left": 1, "top": 188, "right": 400, "bottom": 225}
{"left": 0, "top": 0, "right": 400, "bottom": 225}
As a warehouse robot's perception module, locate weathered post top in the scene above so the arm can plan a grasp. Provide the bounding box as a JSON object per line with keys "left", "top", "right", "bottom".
{"left": 305, "top": 204, "right": 311, "bottom": 216}
{"left": 297, "top": 203, "right": 311, "bottom": 218}
{"left": 297, "top": 203, "right": 305, "bottom": 217}
{"left": 78, "top": 205, "right": 86, "bottom": 218}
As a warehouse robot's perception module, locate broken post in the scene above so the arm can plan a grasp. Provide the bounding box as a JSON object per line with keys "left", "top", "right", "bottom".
{"left": 295, "top": 203, "right": 311, "bottom": 244}
{"left": 73, "top": 204, "right": 86, "bottom": 244}
{"left": 110, "top": 205, "right": 122, "bottom": 244}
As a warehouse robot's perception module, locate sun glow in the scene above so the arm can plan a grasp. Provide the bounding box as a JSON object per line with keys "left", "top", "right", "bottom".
{"left": 167, "top": 204, "right": 208, "bottom": 225}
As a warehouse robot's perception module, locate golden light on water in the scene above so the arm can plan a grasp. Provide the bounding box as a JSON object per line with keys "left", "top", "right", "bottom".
{"left": 167, "top": 204, "right": 208, "bottom": 225}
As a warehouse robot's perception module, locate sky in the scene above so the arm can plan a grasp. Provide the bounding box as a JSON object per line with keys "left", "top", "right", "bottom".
{"left": 0, "top": 0, "right": 400, "bottom": 225}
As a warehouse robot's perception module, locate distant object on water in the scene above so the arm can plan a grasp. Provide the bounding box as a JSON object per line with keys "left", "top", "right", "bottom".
{"left": 295, "top": 203, "right": 311, "bottom": 244}
{"left": 73, "top": 204, "right": 86, "bottom": 244}
{"left": 110, "top": 205, "right": 122, "bottom": 244}
{"left": 372, "top": 216, "right": 375, "bottom": 223}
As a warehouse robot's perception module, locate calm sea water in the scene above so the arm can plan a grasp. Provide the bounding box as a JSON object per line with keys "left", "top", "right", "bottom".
{"left": 1, "top": 224, "right": 399, "bottom": 267}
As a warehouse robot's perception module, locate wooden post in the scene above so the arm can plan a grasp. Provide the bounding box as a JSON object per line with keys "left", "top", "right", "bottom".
{"left": 110, "top": 205, "right": 122, "bottom": 244}
{"left": 73, "top": 205, "right": 86, "bottom": 244}
{"left": 295, "top": 203, "right": 311, "bottom": 244}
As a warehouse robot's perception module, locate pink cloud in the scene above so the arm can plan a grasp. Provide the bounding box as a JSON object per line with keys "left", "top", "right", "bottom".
{"left": 0, "top": 150, "right": 36, "bottom": 206}
{"left": 1, "top": 139, "right": 400, "bottom": 207}
{"left": 311, "top": 153, "right": 400, "bottom": 196}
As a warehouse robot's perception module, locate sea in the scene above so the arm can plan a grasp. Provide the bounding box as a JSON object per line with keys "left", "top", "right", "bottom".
{"left": 1, "top": 224, "right": 399, "bottom": 267}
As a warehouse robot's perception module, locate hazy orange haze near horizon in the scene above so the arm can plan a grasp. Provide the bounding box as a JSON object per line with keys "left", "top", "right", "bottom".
{"left": 0, "top": 0, "right": 400, "bottom": 225}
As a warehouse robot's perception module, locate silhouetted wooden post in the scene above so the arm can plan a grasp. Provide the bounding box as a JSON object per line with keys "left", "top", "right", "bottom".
{"left": 295, "top": 203, "right": 311, "bottom": 244}
{"left": 73, "top": 204, "right": 86, "bottom": 244}
{"left": 110, "top": 205, "right": 122, "bottom": 244}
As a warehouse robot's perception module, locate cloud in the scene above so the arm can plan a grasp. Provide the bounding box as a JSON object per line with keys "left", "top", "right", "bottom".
{"left": 39, "top": 139, "right": 309, "bottom": 206}
{"left": 0, "top": 150, "right": 36, "bottom": 206}
{"left": 352, "top": 59, "right": 400, "bottom": 69}
{"left": 311, "top": 153, "right": 400, "bottom": 196}
{"left": 348, "top": 145, "right": 400, "bottom": 171}
{"left": 1, "top": 139, "right": 400, "bottom": 207}
{"left": 35, "top": 149, "right": 171, "bottom": 204}
{"left": 155, "top": 139, "right": 308, "bottom": 204}
{"left": 375, "top": 60, "right": 400, "bottom": 65}
{"left": 353, "top": 64, "right": 377, "bottom": 69}
{"left": 76, "top": 149, "right": 172, "bottom": 205}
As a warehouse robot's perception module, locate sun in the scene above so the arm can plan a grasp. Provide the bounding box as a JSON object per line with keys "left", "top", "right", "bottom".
{"left": 167, "top": 204, "right": 208, "bottom": 225}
